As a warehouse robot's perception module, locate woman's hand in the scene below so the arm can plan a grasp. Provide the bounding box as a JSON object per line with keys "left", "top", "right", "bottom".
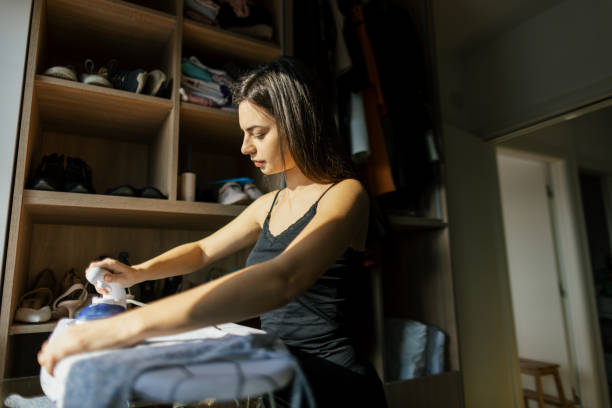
{"left": 38, "top": 316, "right": 141, "bottom": 376}
{"left": 37, "top": 323, "right": 93, "bottom": 376}
{"left": 87, "top": 258, "right": 142, "bottom": 295}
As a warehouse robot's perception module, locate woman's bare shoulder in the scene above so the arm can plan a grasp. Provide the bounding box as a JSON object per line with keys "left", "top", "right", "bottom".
{"left": 247, "top": 189, "right": 282, "bottom": 225}
{"left": 319, "top": 178, "right": 369, "bottom": 216}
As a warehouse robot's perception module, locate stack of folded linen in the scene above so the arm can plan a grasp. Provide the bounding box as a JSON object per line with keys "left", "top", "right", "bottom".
{"left": 184, "top": 0, "right": 274, "bottom": 41}
{"left": 184, "top": 0, "right": 220, "bottom": 25}
{"left": 180, "top": 56, "right": 236, "bottom": 108}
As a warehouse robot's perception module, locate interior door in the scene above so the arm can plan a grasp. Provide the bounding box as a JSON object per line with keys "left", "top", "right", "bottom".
{"left": 497, "top": 152, "right": 575, "bottom": 403}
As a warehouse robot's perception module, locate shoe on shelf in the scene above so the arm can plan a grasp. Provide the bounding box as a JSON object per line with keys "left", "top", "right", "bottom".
{"left": 43, "top": 65, "right": 77, "bottom": 82}
{"left": 64, "top": 156, "right": 95, "bottom": 194}
{"left": 144, "top": 69, "right": 167, "bottom": 96}
{"left": 30, "top": 153, "right": 64, "bottom": 191}
{"left": 106, "top": 184, "right": 138, "bottom": 197}
{"left": 156, "top": 77, "right": 173, "bottom": 99}
{"left": 105, "top": 185, "right": 167, "bottom": 199}
{"left": 243, "top": 183, "right": 263, "bottom": 201}
{"left": 138, "top": 186, "right": 167, "bottom": 199}
{"left": 218, "top": 181, "right": 250, "bottom": 205}
{"left": 105, "top": 60, "right": 148, "bottom": 94}
{"left": 51, "top": 268, "right": 88, "bottom": 319}
{"left": 14, "top": 268, "right": 57, "bottom": 323}
{"left": 79, "top": 59, "right": 112, "bottom": 88}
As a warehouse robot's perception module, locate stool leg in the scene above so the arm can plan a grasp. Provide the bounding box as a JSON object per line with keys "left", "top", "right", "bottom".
{"left": 553, "top": 372, "right": 569, "bottom": 407}
{"left": 535, "top": 374, "right": 546, "bottom": 408}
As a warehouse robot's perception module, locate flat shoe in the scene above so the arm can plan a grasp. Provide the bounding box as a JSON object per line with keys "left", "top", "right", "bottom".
{"left": 14, "top": 287, "right": 54, "bottom": 323}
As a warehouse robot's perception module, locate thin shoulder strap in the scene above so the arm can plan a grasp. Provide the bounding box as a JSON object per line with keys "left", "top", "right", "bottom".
{"left": 314, "top": 183, "right": 337, "bottom": 207}
{"left": 266, "top": 189, "right": 283, "bottom": 220}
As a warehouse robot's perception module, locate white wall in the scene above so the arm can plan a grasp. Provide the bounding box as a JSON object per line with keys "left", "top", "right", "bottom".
{"left": 0, "top": 2, "right": 32, "bottom": 294}
{"left": 440, "top": 0, "right": 612, "bottom": 137}
{"left": 443, "top": 124, "right": 522, "bottom": 407}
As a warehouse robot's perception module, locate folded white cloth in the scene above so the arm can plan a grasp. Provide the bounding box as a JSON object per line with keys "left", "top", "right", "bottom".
{"left": 40, "top": 319, "right": 313, "bottom": 408}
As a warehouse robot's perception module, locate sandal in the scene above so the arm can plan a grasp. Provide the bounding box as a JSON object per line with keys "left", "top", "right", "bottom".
{"left": 14, "top": 268, "right": 57, "bottom": 323}
{"left": 51, "top": 268, "right": 88, "bottom": 319}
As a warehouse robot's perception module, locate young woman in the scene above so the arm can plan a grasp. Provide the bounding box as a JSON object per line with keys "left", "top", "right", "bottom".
{"left": 38, "top": 56, "right": 387, "bottom": 407}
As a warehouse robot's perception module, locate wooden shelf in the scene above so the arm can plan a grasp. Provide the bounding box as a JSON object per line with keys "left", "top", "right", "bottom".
{"left": 47, "top": 0, "right": 176, "bottom": 50}
{"left": 388, "top": 215, "right": 448, "bottom": 231}
{"left": 35, "top": 76, "right": 172, "bottom": 141}
{"left": 23, "top": 190, "right": 246, "bottom": 230}
{"left": 9, "top": 322, "right": 58, "bottom": 335}
{"left": 183, "top": 19, "right": 281, "bottom": 65}
{"left": 180, "top": 102, "right": 241, "bottom": 153}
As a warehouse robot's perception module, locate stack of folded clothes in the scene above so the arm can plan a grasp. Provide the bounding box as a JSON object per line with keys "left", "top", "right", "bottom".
{"left": 180, "top": 56, "right": 237, "bottom": 109}
{"left": 184, "top": 0, "right": 274, "bottom": 41}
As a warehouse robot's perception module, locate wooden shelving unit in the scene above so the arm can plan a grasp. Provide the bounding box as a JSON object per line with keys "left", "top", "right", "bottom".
{"left": 2, "top": 0, "right": 464, "bottom": 406}
{"left": 0, "top": 0, "right": 283, "bottom": 378}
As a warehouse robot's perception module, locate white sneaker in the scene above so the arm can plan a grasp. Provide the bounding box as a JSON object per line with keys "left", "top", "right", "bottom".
{"left": 144, "top": 69, "right": 167, "bottom": 96}
{"left": 243, "top": 183, "right": 263, "bottom": 201}
{"left": 80, "top": 59, "right": 111, "bottom": 88}
{"left": 43, "top": 65, "right": 77, "bottom": 81}
{"left": 218, "top": 182, "right": 250, "bottom": 205}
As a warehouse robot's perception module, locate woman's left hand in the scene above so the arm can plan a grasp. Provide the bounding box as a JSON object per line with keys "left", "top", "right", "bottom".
{"left": 37, "top": 324, "right": 89, "bottom": 376}
{"left": 37, "top": 318, "right": 133, "bottom": 376}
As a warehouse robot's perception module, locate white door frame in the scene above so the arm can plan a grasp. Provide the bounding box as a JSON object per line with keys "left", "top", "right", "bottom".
{"left": 497, "top": 146, "right": 610, "bottom": 408}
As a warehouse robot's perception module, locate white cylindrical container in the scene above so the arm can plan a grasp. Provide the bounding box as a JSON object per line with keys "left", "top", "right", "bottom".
{"left": 180, "top": 172, "right": 196, "bottom": 201}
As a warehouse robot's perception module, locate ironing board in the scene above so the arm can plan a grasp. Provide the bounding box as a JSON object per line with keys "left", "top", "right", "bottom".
{"left": 40, "top": 319, "right": 301, "bottom": 407}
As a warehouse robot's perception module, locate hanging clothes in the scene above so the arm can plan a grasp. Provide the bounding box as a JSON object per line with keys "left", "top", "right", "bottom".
{"left": 351, "top": 3, "right": 396, "bottom": 196}
{"left": 362, "top": 0, "right": 440, "bottom": 212}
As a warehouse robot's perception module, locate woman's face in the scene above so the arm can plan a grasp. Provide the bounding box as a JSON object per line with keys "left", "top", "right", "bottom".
{"left": 239, "top": 100, "right": 296, "bottom": 175}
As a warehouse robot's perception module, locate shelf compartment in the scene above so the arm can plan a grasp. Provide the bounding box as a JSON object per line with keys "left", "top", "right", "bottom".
{"left": 9, "top": 322, "right": 57, "bottom": 336}
{"left": 122, "top": 0, "right": 179, "bottom": 15}
{"left": 36, "top": 76, "right": 172, "bottom": 141}
{"left": 41, "top": 0, "right": 176, "bottom": 76}
{"left": 183, "top": 20, "right": 281, "bottom": 66}
{"left": 23, "top": 190, "right": 245, "bottom": 230}
{"left": 180, "top": 102, "right": 241, "bottom": 153}
{"left": 382, "top": 229, "right": 459, "bottom": 372}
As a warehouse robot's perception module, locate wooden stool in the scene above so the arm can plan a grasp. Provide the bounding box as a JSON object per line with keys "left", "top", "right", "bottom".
{"left": 519, "top": 358, "right": 577, "bottom": 407}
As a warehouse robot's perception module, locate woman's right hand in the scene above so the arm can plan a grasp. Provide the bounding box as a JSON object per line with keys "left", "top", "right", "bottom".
{"left": 87, "top": 258, "right": 142, "bottom": 294}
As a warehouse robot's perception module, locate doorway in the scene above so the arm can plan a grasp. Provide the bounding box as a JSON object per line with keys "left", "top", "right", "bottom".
{"left": 497, "top": 151, "right": 578, "bottom": 405}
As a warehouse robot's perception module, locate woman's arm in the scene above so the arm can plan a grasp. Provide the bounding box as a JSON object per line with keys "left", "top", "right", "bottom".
{"left": 90, "top": 191, "right": 276, "bottom": 288}
{"left": 38, "top": 180, "right": 368, "bottom": 374}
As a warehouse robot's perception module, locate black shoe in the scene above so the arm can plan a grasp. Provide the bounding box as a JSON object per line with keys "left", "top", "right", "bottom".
{"left": 64, "top": 156, "right": 95, "bottom": 194}
{"left": 31, "top": 153, "right": 64, "bottom": 191}
{"left": 106, "top": 184, "right": 138, "bottom": 197}
{"left": 106, "top": 60, "right": 148, "bottom": 94}
{"left": 138, "top": 186, "right": 166, "bottom": 199}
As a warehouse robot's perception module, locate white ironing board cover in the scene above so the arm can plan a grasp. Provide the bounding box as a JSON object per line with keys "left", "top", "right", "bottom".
{"left": 40, "top": 319, "right": 296, "bottom": 405}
